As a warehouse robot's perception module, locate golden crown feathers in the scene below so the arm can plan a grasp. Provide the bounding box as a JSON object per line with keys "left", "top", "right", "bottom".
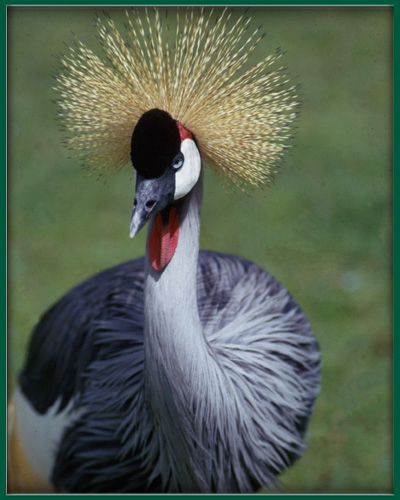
{"left": 54, "top": 8, "right": 299, "bottom": 189}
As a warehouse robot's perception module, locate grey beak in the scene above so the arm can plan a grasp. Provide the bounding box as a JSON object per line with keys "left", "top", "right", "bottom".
{"left": 129, "top": 172, "right": 175, "bottom": 238}
{"left": 129, "top": 202, "right": 150, "bottom": 238}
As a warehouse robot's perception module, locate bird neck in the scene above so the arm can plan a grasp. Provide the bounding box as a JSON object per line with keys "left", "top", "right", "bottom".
{"left": 142, "top": 172, "right": 209, "bottom": 490}
{"left": 143, "top": 169, "right": 204, "bottom": 361}
{"left": 143, "top": 173, "right": 206, "bottom": 366}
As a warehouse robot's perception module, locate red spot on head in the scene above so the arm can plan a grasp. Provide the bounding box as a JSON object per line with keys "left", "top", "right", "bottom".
{"left": 177, "top": 122, "right": 192, "bottom": 141}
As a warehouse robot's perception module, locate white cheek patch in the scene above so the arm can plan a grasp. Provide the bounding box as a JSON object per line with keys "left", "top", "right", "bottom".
{"left": 174, "top": 139, "right": 201, "bottom": 200}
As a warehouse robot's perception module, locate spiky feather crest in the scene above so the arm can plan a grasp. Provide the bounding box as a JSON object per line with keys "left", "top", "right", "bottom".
{"left": 54, "top": 8, "right": 300, "bottom": 189}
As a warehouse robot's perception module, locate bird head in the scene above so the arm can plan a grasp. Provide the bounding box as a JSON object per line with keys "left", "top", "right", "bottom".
{"left": 129, "top": 108, "right": 201, "bottom": 238}
{"left": 129, "top": 109, "right": 201, "bottom": 271}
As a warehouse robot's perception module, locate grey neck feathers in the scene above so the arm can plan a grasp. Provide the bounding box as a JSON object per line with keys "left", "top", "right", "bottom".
{"left": 144, "top": 170, "right": 205, "bottom": 370}
{"left": 143, "top": 171, "right": 209, "bottom": 491}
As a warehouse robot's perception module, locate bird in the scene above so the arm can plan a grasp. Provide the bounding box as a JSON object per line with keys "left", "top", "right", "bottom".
{"left": 8, "top": 7, "right": 321, "bottom": 494}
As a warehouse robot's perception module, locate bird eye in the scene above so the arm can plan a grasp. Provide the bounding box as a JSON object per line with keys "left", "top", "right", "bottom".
{"left": 171, "top": 153, "right": 184, "bottom": 171}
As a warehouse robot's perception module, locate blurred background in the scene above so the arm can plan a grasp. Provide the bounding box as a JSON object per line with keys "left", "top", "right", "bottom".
{"left": 8, "top": 6, "right": 392, "bottom": 494}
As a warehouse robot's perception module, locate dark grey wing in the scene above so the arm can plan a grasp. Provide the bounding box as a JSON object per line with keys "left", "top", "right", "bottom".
{"left": 18, "top": 257, "right": 163, "bottom": 492}
{"left": 19, "top": 257, "right": 146, "bottom": 415}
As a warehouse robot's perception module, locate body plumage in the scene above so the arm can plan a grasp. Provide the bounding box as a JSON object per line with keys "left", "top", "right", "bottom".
{"left": 14, "top": 249, "right": 319, "bottom": 492}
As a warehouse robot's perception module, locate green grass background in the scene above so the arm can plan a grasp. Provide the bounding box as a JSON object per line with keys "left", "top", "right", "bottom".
{"left": 7, "top": 6, "right": 392, "bottom": 494}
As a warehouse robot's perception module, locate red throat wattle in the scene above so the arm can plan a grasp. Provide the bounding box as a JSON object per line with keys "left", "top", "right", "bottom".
{"left": 148, "top": 206, "right": 179, "bottom": 272}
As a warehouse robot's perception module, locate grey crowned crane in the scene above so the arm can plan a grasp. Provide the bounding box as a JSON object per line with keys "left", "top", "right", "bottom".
{"left": 8, "top": 8, "right": 321, "bottom": 493}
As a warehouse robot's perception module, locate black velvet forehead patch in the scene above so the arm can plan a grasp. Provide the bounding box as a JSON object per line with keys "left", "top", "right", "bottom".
{"left": 130, "top": 109, "right": 181, "bottom": 179}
